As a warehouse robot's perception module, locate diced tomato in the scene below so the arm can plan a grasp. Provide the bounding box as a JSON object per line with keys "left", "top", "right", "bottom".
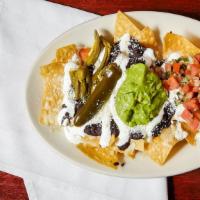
{"left": 167, "top": 76, "right": 179, "bottom": 90}
{"left": 192, "top": 86, "right": 199, "bottom": 92}
{"left": 181, "top": 109, "right": 193, "bottom": 121}
{"left": 194, "top": 54, "right": 200, "bottom": 63}
{"left": 185, "top": 91, "right": 194, "bottom": 100}
{"left": 194, "top": 111, "right": 200, "bottom": 120}
{"left": 181, "top": 84, "right": 191, "bottom": 93}
{"left": 163, "top": 80, "right": 169, "bottom": 90}
{"left": 185, "top": 69, "right": 191, "bottom": 76}
{"left": 165, "top": 63, "right": 172, "bottom": 72}
{"left": 188, "top": 117, "right": 200, "bottom": 131}
{"left": 189, "top": 64, "right": 200, "bottom": 76}
{"left": 79, "top": 48, "right": 90, "bottom": 62}
{"left": 184, "top": 98, "right": 199, "bottom": 112}
{"left": 193, "top": 57, "right": 199, "bottom": 64}
{"left": 173, "top": 63, "right": 181, "bottom": 73}
{"left": 154, "top": 67, "right": 163, "bottom": 77}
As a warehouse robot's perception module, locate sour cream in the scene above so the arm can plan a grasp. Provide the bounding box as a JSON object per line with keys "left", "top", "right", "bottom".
{"left": 58, "top": 54, "right": 80, "bottom": 126}
{"left": 173, "top": 103, "right": 185, "bottom": 122}
{"left": 64, "top": 126, "right": 84, "bottom": 144}
{"left": 119, "top": 33, "right": 130, "bottom": 54}
{"left": 57, "top": 54, "right": 85, "bottom": 143}
{"left": 174, "top": 122, "right": 188, "bottom": 141}
{"left": 167, "top": 88, "right": 188, "bottom": 140}
{"left": 143, "top": 48, "right": 156, "bottom": 67}
{"left": 93, "top": 47, "right": 105, "bottom": 73}
{"left": 114, "top": 53, "right": 129, "bottom": 72}
{"left": 167, "top": 52, "right": 181, "bottom": 62}
{"left": 99, "top": 105, "right": 112, "bottom": 147}
{"left": 168, "top": 88, "right": 180, "bottom": 105}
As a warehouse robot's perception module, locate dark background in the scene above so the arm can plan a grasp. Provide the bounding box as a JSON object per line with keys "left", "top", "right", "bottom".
{"left": 1, "top": 0, "right": 200, "bottom": 199}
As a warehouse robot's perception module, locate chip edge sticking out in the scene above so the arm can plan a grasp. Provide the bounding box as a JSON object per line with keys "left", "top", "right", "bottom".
{"left": 77, "top": 142, "right": 124, "bottom": 169}
{"left": 114, "top": 11, "right": 141, "bottom": 42}
{"left": 145, "top": 126, "right": 179, "bottom": 165}
{"left": 114, "top": 11, "right": 160, "bottom": 57}
{"left": 182, "top": 122, "right": 197, "bottom": 145}
{"left": 163, "top": 32, "right": 200, "bottom": 58}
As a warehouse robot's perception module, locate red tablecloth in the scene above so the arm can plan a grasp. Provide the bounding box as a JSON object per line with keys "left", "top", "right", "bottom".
{"left": 1, "top": 1, "right": 200, "bottom": 199}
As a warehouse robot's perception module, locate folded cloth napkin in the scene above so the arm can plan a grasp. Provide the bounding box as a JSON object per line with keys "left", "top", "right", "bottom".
{"left": 0, "top": 0, "right": 168, "bottom": 199}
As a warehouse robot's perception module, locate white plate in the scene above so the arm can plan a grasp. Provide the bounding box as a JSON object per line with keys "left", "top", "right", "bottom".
{"left": 26, "top": 11, "right": 200, "bottom": 178}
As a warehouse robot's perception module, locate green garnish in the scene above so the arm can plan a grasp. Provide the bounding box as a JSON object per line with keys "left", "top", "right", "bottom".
{"left": 165, "top": 71, "right": 171, "bottom": 79}
{"left": 181, "top": 76, "right": 189, "bottom": 84}
{"left": 180, "top": 64, "right": 187, "bottom": 70}
{"left": 70, "top": 66, "right": 92, "bottom": 100}
{"left": 176, "top": 57, "right": 189, "bottom": 63}
{"left": 175, "top": 100, "right": 181, "bottom": 106}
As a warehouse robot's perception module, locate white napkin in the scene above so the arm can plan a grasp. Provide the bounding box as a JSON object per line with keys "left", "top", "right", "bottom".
{"left": 0, "top": 0, "right": 168, "bottom": 199}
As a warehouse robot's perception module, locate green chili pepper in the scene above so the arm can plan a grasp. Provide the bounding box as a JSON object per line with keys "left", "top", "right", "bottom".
{"left": 73, "top": 63, "right": 122, "bottom": 126}
{"left": 85, "top": 30, "right": 101, "bottom": 66}
{"left": 181, "top": 76, "right": 189, "bottom": 84}
{"left": 176, "top": 57, "right": 189, "bottom": 63}
{"left": 92, "top": 37, "right": 111, "bottom": 91}
{"left": 70, "top": 66, "right": 91, "bottom": 100}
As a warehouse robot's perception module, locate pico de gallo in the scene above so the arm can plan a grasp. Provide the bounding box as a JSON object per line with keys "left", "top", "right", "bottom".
{"left": 154, "top": 54, "right": 200, "bottom": 133}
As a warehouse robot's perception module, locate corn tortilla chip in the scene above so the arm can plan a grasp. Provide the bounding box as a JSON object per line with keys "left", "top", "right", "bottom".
{"left": 39, "top": 62, "right": 64, "bottom": 126}
{"left": 78, "top": 135, "right": 122, "bottom": 168}
{"left": 81, "top": 135, "right": 101, "bottom": 147}
{"left": 40, "top": 44, "right": 77, "bottom": 126}
{"left": 141, "top": 27, "right": 160, "bottom": 56}
{"left": 128, "top": 150, "right": 136, "bottom": 159}
{"left": 163, "top": 32, "right": 200, "bottom": 58}
{"left": 145, "top": 126, "right": 178, "bottom": 165}
{"left": 114, "top": 11, "right": 141, "bottom": 42}
{"left": 133, "top": 139, "right": 145, "bottom": 152}
{"left": 182, "top": 122, "right": 197, "bottom": 145}
{"left": 56, "top": 44, "right": 77, "bottom": 63}
{"left": 114, "top": 11, "right": 160, "bottom": 57}
{"left": 122, "top": 139, "right": 144, "bottom": 159}
{"left": 122, "top": 141, "right": 136, "bottom": 158}
{"left": 81, "top": 135, "right": 117, "bottom": 147}
{"left": 77, "top": 143, "right": 123, "bottom": 169}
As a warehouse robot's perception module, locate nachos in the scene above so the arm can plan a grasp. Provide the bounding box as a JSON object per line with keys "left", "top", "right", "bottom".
{"left": 39, "top": 11, "right": 200, "bottom": 168}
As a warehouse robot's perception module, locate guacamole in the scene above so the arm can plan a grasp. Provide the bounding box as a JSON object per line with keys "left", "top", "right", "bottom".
{"left": 115, "top": 63, "right": 167, "bottom": 127}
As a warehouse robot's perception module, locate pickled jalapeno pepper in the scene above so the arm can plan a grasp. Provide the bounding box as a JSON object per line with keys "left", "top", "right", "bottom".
{"left": 69, "top": 66, "right": 91, "bottom": 100}
{"left": 85, "top": 30, "right": 101, "bottom": 66}
{"left": 92, "top": 37, "right": 111, "bottom": 91}
{"left": 73, "top": 63, "right": 122, "bottom": 126}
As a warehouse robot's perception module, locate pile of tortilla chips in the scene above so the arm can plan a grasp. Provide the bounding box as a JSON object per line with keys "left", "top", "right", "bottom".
{"left": 39, "top": 11, "right": 200, "bottom": 168}
{"left": 39, "top": 45, "right": 77, "bottom": 126}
